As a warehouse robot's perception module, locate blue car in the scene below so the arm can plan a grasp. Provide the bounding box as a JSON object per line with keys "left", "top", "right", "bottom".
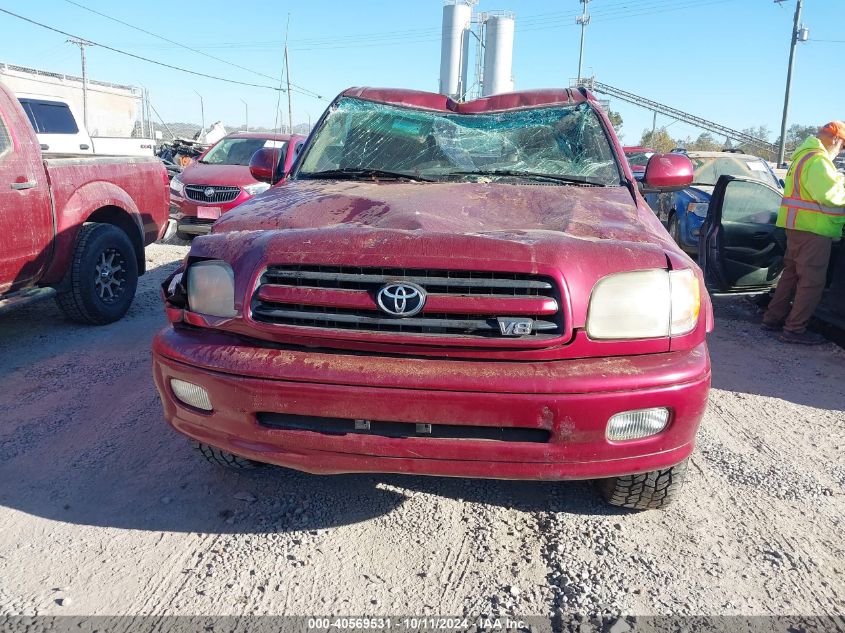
{"left": 644, "top": 150, "right": 783, "bottom": 254}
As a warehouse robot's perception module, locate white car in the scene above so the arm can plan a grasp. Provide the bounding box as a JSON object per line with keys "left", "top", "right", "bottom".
{"left": 16, "top": 94, "right": 154, "bottom": 156}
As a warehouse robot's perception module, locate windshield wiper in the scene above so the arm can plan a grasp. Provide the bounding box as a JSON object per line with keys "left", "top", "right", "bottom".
{"left": 299, "top": 168, "right": 434, "bottom": 182}
{"left": 443, "top": 170, "right": 607, "bottom": 186}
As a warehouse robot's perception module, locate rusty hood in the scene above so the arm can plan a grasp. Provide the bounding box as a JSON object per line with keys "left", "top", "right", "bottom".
{"left": 214, "top": 180, "right": 657, "bottom": 242}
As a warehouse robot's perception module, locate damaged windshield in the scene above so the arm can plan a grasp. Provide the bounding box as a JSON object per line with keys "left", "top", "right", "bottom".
{"left": 297, "top": 97, "right": 622, "bottom": 185}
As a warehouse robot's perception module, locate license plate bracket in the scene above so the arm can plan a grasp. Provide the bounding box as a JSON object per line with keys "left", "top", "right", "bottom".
{"left": 197, "top": 206, "right": 221, "bottom": 220}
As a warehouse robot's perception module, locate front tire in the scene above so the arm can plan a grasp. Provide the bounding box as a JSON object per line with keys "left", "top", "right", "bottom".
{"left": 194, "top": 442, "right": 258, "bottom": 470}
{"left": 56, "top": 223, "right": 139, "bottom": 325}
{"left": 600, "top": 459, "right": 688, "bottom": 510}
{"left": 160, "top": 230, "right": 192, "bottom": 245}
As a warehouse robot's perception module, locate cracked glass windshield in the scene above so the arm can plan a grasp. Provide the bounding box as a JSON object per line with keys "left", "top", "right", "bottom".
{"left": 298, "top": 97, "right": 622, "bottom": 185}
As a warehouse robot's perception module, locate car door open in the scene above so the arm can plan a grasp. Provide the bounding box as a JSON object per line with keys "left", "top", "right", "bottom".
{"left": 699, "top": 175, "right": 785, "bottom": 293}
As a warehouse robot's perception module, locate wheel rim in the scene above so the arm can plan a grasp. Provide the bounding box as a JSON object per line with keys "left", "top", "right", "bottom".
{"left": 94, "top": 247, "right": 128, "bottom": 304}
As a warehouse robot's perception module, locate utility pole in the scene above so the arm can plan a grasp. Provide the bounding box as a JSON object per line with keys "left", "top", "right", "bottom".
{"left": 241, "top": 99, "right": 248, "bottom": 131}
{"left": 284, "top": 14, "right": 293, "bottom": 134}
{"left": 576, "top": 0, "right": 591, "bottom": 83}
{"left": 652, "top": 111, "right": 657, "bottom": 140}
{"left": 194, "top": 90, "right": 205, "bottom": 132}
{"left": 67, "top": 38, "right": 92, "bottom": 132}
{"left": 776, "top": 0, "right": 805, "bottom": 167}
{"left": 285, "top": 45, "right": 293, "bottom": 134}
{"left": 141, "top": 87, "right": 149, "bottom": 138}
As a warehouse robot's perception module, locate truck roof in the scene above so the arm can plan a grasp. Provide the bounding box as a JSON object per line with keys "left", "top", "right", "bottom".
{"left": 224, "top": 132, "right": 294, "bottom": 141}
{"left": 683, "top": 150, "right": 762, "bottom": 160}
{"left": 339, "top": 87, "right": 595, "bottom": 113}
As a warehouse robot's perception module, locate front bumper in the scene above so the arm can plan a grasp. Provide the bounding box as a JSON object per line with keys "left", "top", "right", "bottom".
{"left": 152, "top": 328, "right": 711, "bottom": 480}
{"left": 169, "top": 190, "right": 251, "bottom": 234}
{"left": 682, "top": 212, "right": 705, "bottom": 250}
{"left": 174, "top": 216, "right": 213, "bottom": 235}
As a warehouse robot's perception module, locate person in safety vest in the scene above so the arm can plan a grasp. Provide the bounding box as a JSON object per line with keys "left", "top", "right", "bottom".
{"left": 762, "top": 121, "right": 845, "bottom": 344}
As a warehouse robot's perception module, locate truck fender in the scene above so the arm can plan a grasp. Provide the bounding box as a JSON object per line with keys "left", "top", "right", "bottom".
{"left": 42, "top": 181, "right": 147, "bottom": 285}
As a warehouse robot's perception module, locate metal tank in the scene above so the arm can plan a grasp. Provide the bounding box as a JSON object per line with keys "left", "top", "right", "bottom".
{"left": 439, "top": 1, "right": 473, "bottom": 99}
{"left": 481, "top": 12, "right": 515, "bottom": 97}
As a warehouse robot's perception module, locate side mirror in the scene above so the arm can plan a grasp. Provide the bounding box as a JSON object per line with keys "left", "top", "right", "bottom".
{"left": 639, "top": 153, "right": 694, "bottom": 193}
{"left": 249, "top": 147, "right": 285, "bottom": 184}
{"left": 778, "top": 178, "right": 785, "bottom": 189}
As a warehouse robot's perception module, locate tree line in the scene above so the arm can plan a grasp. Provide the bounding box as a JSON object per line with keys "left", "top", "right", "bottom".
{"left": 637, "top": 123, "right": 818, "bottom": 161}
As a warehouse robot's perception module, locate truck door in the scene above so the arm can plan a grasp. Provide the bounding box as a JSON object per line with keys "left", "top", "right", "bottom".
{"left": 699, "top": 175, "right": 785, "bottom": 293}
{"left": 0, "top": 104, "right": 53, "bottom": 294}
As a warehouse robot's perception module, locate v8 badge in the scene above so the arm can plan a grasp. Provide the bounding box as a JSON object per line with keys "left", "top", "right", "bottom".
{"left": 497, "top": 317, "right": 534, "bottom": 336}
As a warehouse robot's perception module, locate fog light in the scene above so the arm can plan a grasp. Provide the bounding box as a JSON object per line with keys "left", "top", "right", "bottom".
{"left": 171, "top": 379, "right": 212, "bottom": 411}
{"left": 606, "top": 407, "right": 669, "bottom": 441}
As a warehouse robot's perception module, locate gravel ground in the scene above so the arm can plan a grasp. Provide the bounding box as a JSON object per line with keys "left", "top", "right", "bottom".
{"left": 0, "top": 243, "right": 843, "bottom": 627}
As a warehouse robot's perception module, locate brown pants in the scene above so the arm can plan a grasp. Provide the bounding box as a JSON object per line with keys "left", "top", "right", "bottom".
{"left": 764, "top": 229, "right": 832, "bottom": 333}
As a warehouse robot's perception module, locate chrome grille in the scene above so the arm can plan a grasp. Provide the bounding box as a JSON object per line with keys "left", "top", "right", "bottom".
{"left": 251, "top": 265, "right": 563, "bottom": 340}
{"left": 184, "top": 184, "right": 240, "bottom": 203}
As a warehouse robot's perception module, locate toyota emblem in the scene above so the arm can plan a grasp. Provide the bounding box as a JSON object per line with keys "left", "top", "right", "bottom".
{"left": 204, "top": 187, "right": 215, "bottom": 198}
{"left": 376, "top": 283, "right": 426, "bottom": 317}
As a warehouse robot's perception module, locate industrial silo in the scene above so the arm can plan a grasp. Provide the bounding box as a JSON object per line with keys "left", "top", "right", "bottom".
{"left": 481, "top": 12, "right": 515, "bottom": 97}
{"left": 439, "top": 0, "right": 474, "bottom": 99}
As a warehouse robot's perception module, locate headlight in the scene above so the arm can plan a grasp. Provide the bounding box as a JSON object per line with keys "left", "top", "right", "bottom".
{"left": 586, "top": 268, "right": 700, "bottom": 340}
{"left": 669, "top": 268, "right": 700, "bottom": 336}
{"left": 186, "top": 260, "right": 237, "bottom": 318}
{"left": 243, "top": 182, "right": 271, "bottom": 196}
{"left": 170, "top": 174, "right": 185, "bottom": 196}
{"left": 687, "top": 202, "right": 709, "bottom": 218}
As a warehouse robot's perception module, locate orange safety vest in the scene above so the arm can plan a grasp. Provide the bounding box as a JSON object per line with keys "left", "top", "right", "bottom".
{"left": 778, "top": 150, "right": 845, "bottom": 237}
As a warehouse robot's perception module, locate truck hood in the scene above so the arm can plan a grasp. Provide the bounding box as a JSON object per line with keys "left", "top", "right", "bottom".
{"left": 179, "top": 162, "right": 257, "bottom": 187}
{"left": 688, "top": 185, "right": 714, "bottom": 202}
{"left": 215, "top": 180, "right": 658, "bottom": 243}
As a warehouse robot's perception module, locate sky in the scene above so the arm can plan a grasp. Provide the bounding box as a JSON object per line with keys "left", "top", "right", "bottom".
{"left": 0, "top": 0, "right": 843, "bottom": 145}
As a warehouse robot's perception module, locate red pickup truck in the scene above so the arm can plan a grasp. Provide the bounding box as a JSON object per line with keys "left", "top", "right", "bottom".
{"left": 154, "top": 87, "right": 713, "bottom": 510}
{"left": 0, "top": 81, "right": 169, "bottom": 323}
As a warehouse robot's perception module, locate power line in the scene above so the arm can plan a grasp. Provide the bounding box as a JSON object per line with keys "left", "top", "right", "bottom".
{"left": 142, "top": 0, "right": 716, "bottom": 52}
{"left": 284, "top": 0, "right": 732, "bottom": 51}
{"left": 60, "top": 0, "right": 324, "bottom": 100}
{"left": 0, "top": 7, "right": 299, "bottom": 93}
{"left": 62, "top": 0, "right": 279, "bottom": 82}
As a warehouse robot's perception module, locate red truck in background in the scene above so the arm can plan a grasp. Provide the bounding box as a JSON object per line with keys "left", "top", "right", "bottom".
{"left": 154, "top": 87, "right": 711, "bottom": 511}
{"left": 0, "top": 81, "right": 169, "bottom": 324}
{"left": 623, "top": 146, "right": 656, "bottom": 181}
{"left": 168, "top": 132, "right": 306, "bottom": 240}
